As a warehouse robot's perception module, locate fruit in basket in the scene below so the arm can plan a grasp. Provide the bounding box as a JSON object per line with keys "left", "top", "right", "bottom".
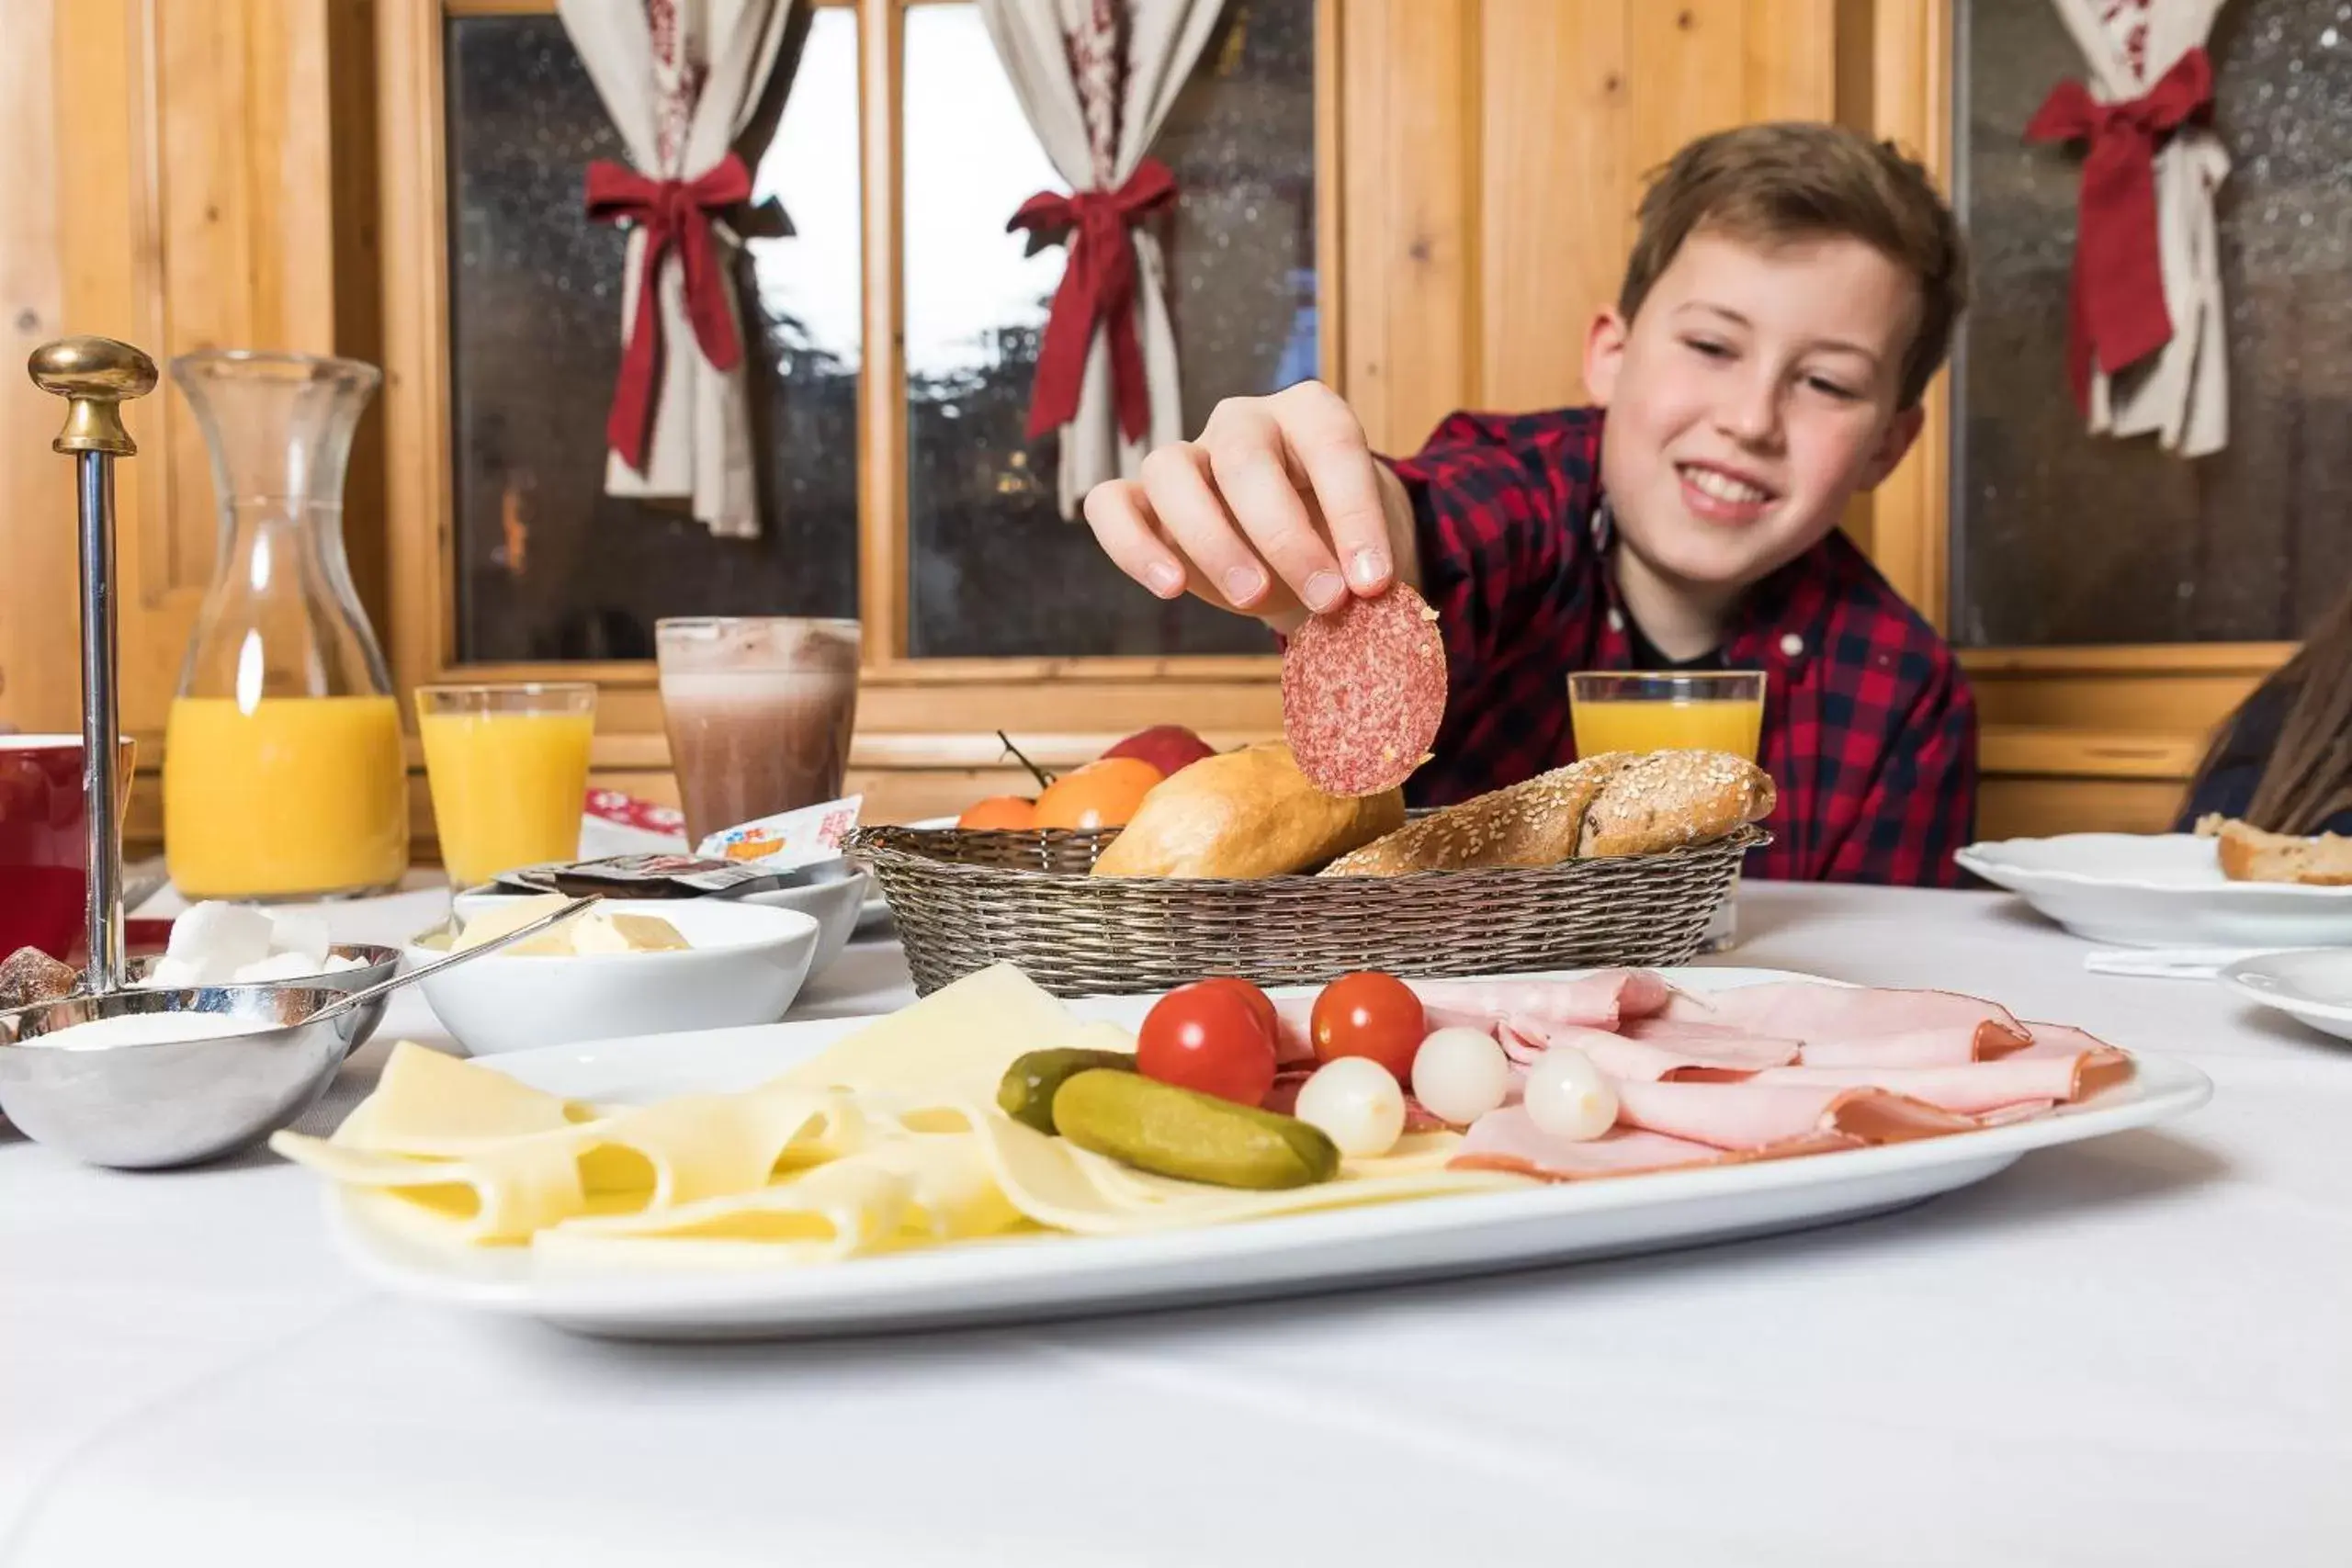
{"left": 1136, "top": 981, "right": 1279, "bottom": 1106}
{"left": 1101, "top": 724, "right": 1216, "bottom": 778}
{"left": 1309, "top": 971, "right": 1426, "bottom": 1081}
{"left": 1034, "top": 757, "right": 1164, "bottom": 830}
{"left": 956, "top": 795, "right": 1038, "bottom": 830}
{"left": 1051, "top": 1069, "right": 1339, "bottom": 1189}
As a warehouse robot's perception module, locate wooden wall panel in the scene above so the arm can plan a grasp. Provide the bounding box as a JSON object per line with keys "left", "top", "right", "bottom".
{"left": 1476, "top": 0, "right": 1628, "bottom": 412}
{"left": 0, "top": 0, "right": 77, "bottom": 736}
{"left": 1340, "top": 0, "right": 1477, "bottom": 455}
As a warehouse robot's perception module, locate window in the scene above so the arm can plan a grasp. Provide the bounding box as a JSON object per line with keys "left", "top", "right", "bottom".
{"left": 1951, "top": 0, "right": 2352, "bottom": 647}
{"left": 902, "top": 1, "right": 1318, "bottom": 657}
{"left": 437, "top": 0, "right": 1320, "bottom": 667}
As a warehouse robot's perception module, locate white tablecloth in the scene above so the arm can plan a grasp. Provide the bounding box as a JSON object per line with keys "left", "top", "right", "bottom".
{"left": 5, "top": 883, "right": 2346, "bottom": 1566}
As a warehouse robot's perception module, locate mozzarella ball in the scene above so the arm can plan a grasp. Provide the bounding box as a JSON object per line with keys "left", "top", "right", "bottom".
{"left": 1522, "top": 1046, "right": 1618, "bottom": 1141}
{"left": 1409, "top": 1026, "right": 1511, "bottom": 1126}
{"left": 1292, "top": 1057, "right": 1406, "bottom": 1158}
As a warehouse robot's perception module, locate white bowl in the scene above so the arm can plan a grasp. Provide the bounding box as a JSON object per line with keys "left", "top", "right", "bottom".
{"left": 409, "top": 900, "right": 820, "bottom": 1057}
{"left": 455, "top": 864, "right": 871, "bottom": 977}
{"left": 1957, "top": 833, "right": 2352, "bottom": 948}
{"left": 731, "top": 864, "right": 871, "bottom": 974}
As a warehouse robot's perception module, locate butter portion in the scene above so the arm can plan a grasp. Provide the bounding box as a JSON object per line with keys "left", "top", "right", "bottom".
{"left": 454, "top": 897, "right": 691, "bottom": 957}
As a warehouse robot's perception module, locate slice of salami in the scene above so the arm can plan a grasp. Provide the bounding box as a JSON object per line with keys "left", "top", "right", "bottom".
{"left": 1281, "top": 582, "right": 1446, "bottom": 797}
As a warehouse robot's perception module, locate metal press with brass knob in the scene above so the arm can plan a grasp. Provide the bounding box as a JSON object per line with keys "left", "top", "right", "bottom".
{"left": 28, "top": 335, "right": 157, "bottom": 457}
{"left": 27, "top": 334, "right": 156, "bottom": 992}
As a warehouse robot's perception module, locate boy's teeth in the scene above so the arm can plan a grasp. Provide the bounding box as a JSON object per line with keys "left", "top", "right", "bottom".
{"left": 1685, "top": 467, "right": 1767, "bottom": 505}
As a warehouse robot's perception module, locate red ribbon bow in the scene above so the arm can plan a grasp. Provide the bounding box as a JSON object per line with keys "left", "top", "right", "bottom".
{"left": 583, "top": 151, "right": 753, "bottom": 472}
{"left": 1008, "top": 157, "right": 1180, "bottom": 444}
{"left": 2025, "top": 47, "right": 2213, "bottom": 412}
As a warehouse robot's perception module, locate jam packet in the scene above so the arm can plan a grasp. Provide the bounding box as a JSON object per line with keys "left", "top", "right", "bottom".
{"left": 695, "top": 795, "right": 863, "bottom": 870}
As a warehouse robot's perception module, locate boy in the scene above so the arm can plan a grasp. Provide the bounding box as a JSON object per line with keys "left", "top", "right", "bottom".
{"left": 1082, "top": 122, "right": 1976, "bottom": 886}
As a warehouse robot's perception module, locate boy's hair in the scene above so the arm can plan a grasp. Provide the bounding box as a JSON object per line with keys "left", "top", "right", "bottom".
{"left": 1618, "top": 122, "right": 1970, "bottom": 410}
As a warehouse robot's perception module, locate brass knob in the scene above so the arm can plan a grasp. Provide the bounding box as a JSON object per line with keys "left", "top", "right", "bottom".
{"left": 27, "top": 336, "right": 159, "bottom": 457}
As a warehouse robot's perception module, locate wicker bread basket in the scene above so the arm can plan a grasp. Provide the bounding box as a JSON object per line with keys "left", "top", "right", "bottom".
{"left": 846, "top": 822, "right": 1770, "bottom": 998}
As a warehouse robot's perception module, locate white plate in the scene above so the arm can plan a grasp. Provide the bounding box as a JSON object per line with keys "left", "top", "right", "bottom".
{"left": 1957, "top": 833, "right": 2352, "bottom": 948}
{"left": 2219, "top": 949, "right": 2352, "bottom": 1042}
{"left": 327, "top": 967, "right": 2210, "bottom": 1339}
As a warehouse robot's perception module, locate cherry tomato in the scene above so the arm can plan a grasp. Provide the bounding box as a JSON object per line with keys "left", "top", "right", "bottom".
{"left": 1192, "top": 976, "right": 1279, "bottom": 1046}
{"left": 1136, "top": 982, "right": 1278, "bottom": 1105}
{"left": 1309, "top": 971, "right": 1426, "bottom": 1082}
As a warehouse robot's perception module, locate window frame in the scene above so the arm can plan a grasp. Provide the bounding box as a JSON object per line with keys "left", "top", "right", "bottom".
{"left": 380, "top": 0, "right": 1341, "bottom": 775}
{"left": 1858, "top": 0, "right": 2291, "bottom": 815}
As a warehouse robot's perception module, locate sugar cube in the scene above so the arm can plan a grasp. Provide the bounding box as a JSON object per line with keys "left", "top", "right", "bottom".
{"left": 0, "top": 946, "right": 78, "bottom": 1010}
{"left": 265, "top": 908, "right": 334, "bottom": 967}
{"left": 230, "top": 951, "right": 325, "bottom": 984}
{"left": 164, "top": 902, "right": 275, "bottom": 975}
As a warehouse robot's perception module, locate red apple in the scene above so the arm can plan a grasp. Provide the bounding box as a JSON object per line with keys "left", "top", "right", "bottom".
{"left": 1102, "top": 725, "right": 1216, "bottom": 778}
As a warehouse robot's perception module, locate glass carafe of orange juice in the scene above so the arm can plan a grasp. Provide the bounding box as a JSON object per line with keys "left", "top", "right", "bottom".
{"left": 162, "top": 351, "right": 408, "bottom": 900}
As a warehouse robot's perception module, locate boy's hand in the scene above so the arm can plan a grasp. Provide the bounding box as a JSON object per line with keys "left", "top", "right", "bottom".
{"left": 1081, "top": 381, "right": 1418, "bottom": 636}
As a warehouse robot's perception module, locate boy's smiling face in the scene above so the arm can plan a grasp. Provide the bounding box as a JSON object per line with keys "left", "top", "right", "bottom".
{"left": 1585, "top": 229, "right": 1926, "bottom": 599}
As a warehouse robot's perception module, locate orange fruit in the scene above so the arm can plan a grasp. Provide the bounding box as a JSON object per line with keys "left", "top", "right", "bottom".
{"left": 956, "top": 795, "right": 1037, "bottom": 830}
{"left": 1034, "top": 757, "right": 1163, "bottom": 830}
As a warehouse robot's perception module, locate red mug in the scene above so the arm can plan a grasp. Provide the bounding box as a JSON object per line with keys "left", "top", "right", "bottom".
{"left": 0, "top": 734, "right": 135, "bottom": 963}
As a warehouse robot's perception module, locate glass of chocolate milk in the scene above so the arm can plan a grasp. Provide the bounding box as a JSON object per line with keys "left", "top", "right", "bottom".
{"left": 655, "top": 617, "right": 862, "bottom": 846}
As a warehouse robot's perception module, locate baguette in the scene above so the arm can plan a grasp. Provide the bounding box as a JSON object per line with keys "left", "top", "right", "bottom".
{"left": 1091, "top": 741, "right": 1405, "bottom": 879}
{"left": 1320, "top": 750, "right": 1773, "bottom": 877}
{"left": 1318, "top": 754, "right": 1637, "bottom": 875}
{"left": 2194, "top": 814, "right": 2352, "bottom": 886}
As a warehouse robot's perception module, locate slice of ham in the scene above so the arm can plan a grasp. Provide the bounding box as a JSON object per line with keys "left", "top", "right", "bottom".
{"left": 1409, "top": 969, "right": 1673, "bottom": 1031}
{"left": 1659, "top": 982, "right": 2026, "bottom": 1045}
{"left": 1450, "top": 1106, "right": 1850, "bottom": 1181}
{"left": 1794, "top": 1020, "right": 2033, "bottom": 1067}
{"left": 1613, "top": 1078, "right": 1980, "bottom": 1150}
{"left": 1751, "top": 1049, "right": 2131, "bottom": 1115}
{"left": 1506, "top": 1018, "right": 1801, "bottom": 1082}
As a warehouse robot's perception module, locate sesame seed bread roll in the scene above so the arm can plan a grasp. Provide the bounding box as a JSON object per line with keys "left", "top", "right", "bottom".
{"left": 1318, "top": 750, "right": 1773, "bottom": 876}
{"left": 1574, "top": 750, "right": 1776, "bottom": 858}
{"left": 1318, "top": 754, "right": 1637, "bottom": 876}
{"left": 1090, "top": 741, "right": 1406, "bottom": 879}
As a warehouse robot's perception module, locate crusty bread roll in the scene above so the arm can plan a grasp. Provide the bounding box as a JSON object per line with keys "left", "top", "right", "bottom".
{"left": 1091, "top": 742, "right": 1405, "bottom": 879}
{"left": 2196, "top": 814, "right": 2352, "bottom": 886}
{"left": 1320, "top": 750, "right": 1773, "bottom": 877}
{"left": 1575, "top": 750, "right": 1777, "bottom": 858}
{"left": 1319, "top": 754, "right": 1637, "bottom": 875}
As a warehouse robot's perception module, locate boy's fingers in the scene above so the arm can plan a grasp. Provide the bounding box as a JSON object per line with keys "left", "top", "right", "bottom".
{"left": 1137, "top": 443, "right": 1274, "bottom": 612}
{"left": 1202, "top": 403, "right": 1347, "bottom": 615}
{"left": 1272, "top": 382, "right": 1393, "bottom": 595}
{"left": 1082, "top": 479, "right": 1188, "bottom": 600}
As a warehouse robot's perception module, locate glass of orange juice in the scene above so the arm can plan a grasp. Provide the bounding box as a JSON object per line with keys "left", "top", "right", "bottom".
{"left": 417, "top": 683, "right": 597, "bottom": 888}
{"left": 1567, "top": 671, "right": 1766, "bottom": 951}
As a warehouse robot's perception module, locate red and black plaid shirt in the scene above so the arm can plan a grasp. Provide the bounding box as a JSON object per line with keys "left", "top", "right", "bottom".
{"left": 1386, "top": 407, "right": 1977, "bottom": 887}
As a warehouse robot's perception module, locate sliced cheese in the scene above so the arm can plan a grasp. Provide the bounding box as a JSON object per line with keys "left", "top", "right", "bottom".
{"left": 772, "top": 963, "right": 1118, "bottom": 1099}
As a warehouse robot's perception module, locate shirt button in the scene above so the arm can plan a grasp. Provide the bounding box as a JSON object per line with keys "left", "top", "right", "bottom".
{"left": 1779, "top": 632, "right": 1805, "bottom": 659}
{"left": 1607, "top": 608, "right": 1625, "bottom": 633}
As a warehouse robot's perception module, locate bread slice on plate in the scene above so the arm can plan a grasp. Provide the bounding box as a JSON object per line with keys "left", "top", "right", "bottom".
{"left": 2194, "top": 814, "right": 2352, "bottom": 886}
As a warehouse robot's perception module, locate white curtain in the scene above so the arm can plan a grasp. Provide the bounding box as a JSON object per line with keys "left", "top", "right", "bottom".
{"left": 2045, "top": 0, "right": 2232, "bottom": 457}
{"left": 560, "top": 0, "right": 797, "bottom": 536}
{"left": 978, "top": 0, "right": 1229, "bottom": 517}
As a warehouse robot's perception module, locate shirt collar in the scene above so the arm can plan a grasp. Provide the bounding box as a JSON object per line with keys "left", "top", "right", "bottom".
{"left": 1591, "top": 498, "right": 1840, "bottom": 675}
